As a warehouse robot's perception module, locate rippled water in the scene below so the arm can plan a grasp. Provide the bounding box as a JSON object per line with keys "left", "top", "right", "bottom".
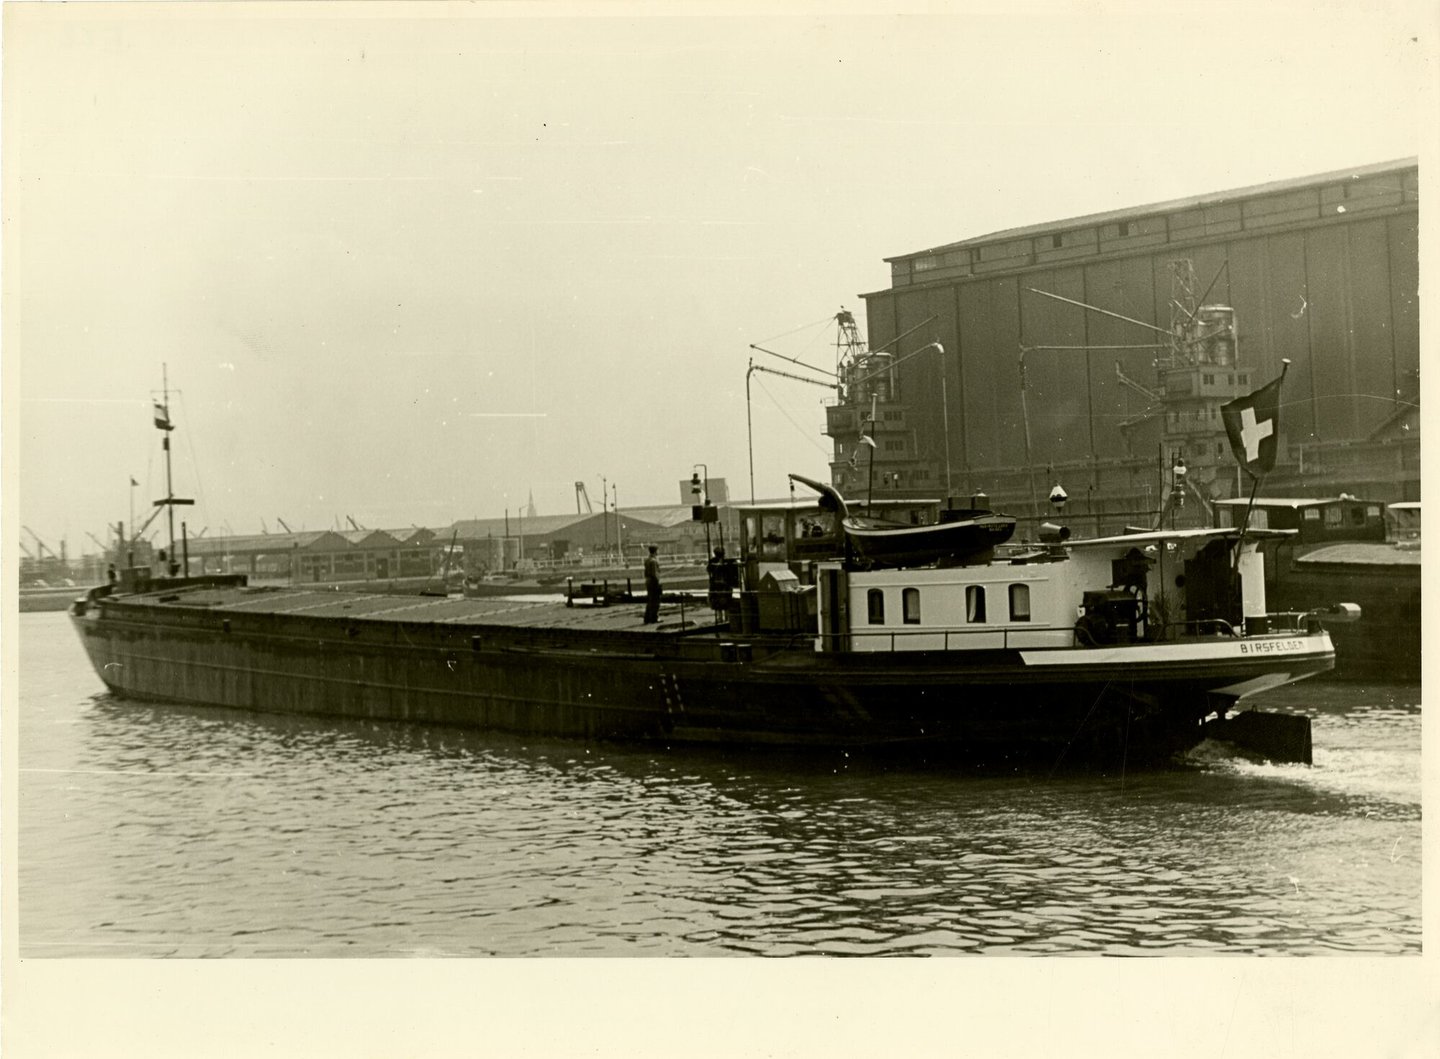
{"left": 17, "top": 612, "right": 1421, "bottom": 956}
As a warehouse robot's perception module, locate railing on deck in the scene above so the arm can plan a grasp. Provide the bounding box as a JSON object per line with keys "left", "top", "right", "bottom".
{"left": 1160, "top": 618, "right": 1239, "bottom": 639}
{"left": 819, "top": 613, "right": 1316, "bottom": 653}
{"left": 820, "top": 625, "right": 1066, "bottom": 653}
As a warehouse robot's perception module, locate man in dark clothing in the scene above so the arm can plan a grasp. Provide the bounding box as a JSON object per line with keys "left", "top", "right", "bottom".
{"left": 643, "top": 545, "right": 662, "bottom": 624}
{"left": 707, "top": 545, "right": 737, "bottom": 617}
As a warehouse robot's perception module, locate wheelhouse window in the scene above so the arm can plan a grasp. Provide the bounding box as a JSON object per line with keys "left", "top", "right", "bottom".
{"left": 902, "top": 588, "right": 921, "bottom": 625}
{"left": 794, "top": 512, "right": 836, "bottom": 541}
{"left": 1009, "top": 583, "right": 1031, "bottom": 622}
{"left": 867, "top": 589, "right": 885, "bottom": 625}
{"left": 966, "top": 585, "right": 986, "bottom": 623}
{"left": 760, "top": 514, "right": 788, "bottom": 559}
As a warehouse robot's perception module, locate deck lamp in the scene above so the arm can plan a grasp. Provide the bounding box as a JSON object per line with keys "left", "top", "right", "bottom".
{"left": 691, "top": 464, "right": 716, "bottom": 549}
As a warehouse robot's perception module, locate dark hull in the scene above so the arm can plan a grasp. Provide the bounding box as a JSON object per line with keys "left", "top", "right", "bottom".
{"left": 69, "top": 585, "right": 1332, "bottom": 765}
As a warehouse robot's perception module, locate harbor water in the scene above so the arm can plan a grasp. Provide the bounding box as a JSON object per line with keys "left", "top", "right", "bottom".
{"left": 17, "top": 611, "right": 1421, "bottom": 957}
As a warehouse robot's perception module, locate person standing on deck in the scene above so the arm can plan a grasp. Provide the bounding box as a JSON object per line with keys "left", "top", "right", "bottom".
{"left": 643, "top": 545, "right": 662, "bottom": 624}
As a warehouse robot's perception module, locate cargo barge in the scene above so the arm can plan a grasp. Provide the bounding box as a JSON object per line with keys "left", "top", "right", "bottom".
{"left": 71, "top": 485, "right": 1340, "bottom": 766}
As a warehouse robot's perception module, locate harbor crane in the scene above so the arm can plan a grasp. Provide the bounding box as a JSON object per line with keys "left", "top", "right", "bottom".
{"left": 276, "top": 518, "right": 293, "bottom": 533}
{"left": 745, "top": 334, "right": 945, "bottom": 505}
{"left": 1022, "top": 258, "right": 1237, "bottom": 529}
{"left": 574, "top": 481, "right": 593, "bottom": 514}
{"left": 23, "top": 526, "right": 57, "bottom": 560}
{"left": 744, "top": 359, "right": 837, "bottom": 504}
{"left": 1114, "top": 362, "right": 1164, "bottom": 432}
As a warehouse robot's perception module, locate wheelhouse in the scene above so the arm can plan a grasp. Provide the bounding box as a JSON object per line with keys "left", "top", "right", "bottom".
{"left": 735, "top": 496, "right": 939, "bottom": 582}
{"left": 815, "top": 527, "right": 1296, "bottom": 654}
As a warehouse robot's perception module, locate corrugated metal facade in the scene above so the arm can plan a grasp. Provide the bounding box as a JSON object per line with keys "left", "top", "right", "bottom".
{"left": 860, "top": 161, "right": 1419, "bottom": 512}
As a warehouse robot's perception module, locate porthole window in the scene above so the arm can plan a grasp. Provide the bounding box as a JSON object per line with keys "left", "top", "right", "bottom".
{"left": 966, "top": 585, "right": 986, "bottom": 623}
{"left": 902, "top": 588, "right": 921, "bottom": 625}
{"left": 1009, "top": 583, "right": 1031, "bottom": 622}
{"left": 867, "top": 588, "right": 885, "bottom": 625}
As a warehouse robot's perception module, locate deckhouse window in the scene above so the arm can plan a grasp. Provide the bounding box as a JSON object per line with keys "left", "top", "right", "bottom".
{"left": 867, "top": 589, "right": 885, "bottom": 625}
{"left": 759, "top": 514, "right": 787, "bottom": 560}
{"left": 794, "top": 512, "right": 835, "bottom": 540}
{"left": 902, "top": 588, "right": 921, "bottom": 625}
{"left": 966, "top": 585, "right": 986, "bottom": 623}
{"left": 1009, "top": 583, "right": 1031, "bottom": 622}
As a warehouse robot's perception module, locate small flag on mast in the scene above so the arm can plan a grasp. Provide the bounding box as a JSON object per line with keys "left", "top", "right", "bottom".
{"left": 130, "top": 476, "right": 139, "bottom": 486}
{"left": 153, "top": 401, "right": 172, "bottom": 431}
{"left": 1220, "top": 361, "right": 1289, "bottom": 477}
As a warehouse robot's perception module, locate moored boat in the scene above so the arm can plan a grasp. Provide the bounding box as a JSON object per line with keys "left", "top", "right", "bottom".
{"left": 1213, "top": 497, "right": 1420, "bottom": 679}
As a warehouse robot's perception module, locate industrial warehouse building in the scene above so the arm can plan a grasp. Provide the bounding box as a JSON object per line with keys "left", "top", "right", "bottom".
{"left": 844, "top": 158, "right": 1419, "bottom": 531}
{"left": 185, "top": 527, "right": 441, "bottom": 582}
{"left": 176, "top": 503, "right": 742, "bottom": 583}
{"left": 450, "top": 503, "right": 739, "bottom": 571}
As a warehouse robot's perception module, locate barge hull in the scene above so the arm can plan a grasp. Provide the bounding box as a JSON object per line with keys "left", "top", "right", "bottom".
{"left": 71, "top": 593, "right": 1331, "bottom": 764}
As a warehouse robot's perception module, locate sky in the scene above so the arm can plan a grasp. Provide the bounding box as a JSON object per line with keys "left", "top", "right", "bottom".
{"left": 4, "top": 0, "right": 1432, "bottom": 556}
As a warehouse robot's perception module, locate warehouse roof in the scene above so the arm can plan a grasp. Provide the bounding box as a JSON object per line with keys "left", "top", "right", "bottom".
{"left": 621, "top": 505, "right": 709, "bottom": 529}
{"left": 886, "top": 157, "right": 1418, "bottom": 263}
{"left": 185, "top": 530, "right": 352, "bottom": 556}
{"left": 449, "top": 509, "right": 677, "bottom": 540}
{"left": 450, "top": 512, "right": 603, "bottom": 539}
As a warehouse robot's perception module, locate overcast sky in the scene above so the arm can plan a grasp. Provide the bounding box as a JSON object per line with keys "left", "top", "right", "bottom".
{"left": 4, "top": 1, "right": 1430, "bottom": 554}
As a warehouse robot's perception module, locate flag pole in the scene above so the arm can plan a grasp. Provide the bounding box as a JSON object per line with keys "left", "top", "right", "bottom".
{"left": 1231, "top": 470, "right": 1265, "bottom": 570}
{"left": 1231, "top": 359, "right": 1290, "bottom": 568}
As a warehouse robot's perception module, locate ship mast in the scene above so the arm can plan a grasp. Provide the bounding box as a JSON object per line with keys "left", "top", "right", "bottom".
{"left": 154, "top": 363, "right": 194, "bottom": 573}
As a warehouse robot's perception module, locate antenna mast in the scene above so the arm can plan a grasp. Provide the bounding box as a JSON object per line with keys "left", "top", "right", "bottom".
{"left": 154, "top": 363, "right": 194, "bottom": 573}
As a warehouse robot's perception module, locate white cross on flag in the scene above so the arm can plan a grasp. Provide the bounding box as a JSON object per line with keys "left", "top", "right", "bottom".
{"left": 1220, "top": 367, "right": 1286, "bottom": 476}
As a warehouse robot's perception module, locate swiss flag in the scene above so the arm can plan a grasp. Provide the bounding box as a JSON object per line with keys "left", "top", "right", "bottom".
{"left": 1220, "top": 363, "right": 1288, "bottom": 477}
